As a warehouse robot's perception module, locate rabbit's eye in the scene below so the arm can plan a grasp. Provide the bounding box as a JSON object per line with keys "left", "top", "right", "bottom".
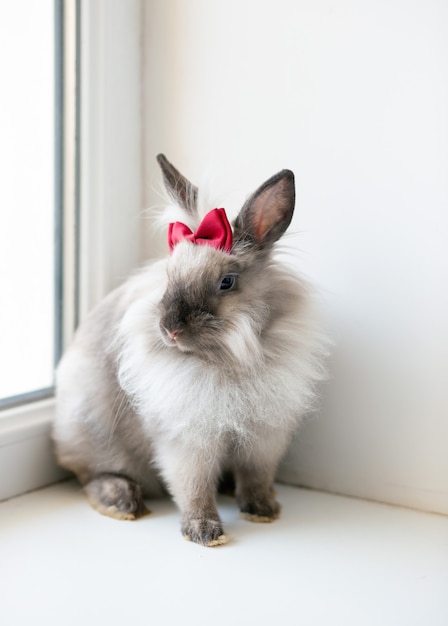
{"left": 219, "top": 274, "right": 236, "bottom": 291}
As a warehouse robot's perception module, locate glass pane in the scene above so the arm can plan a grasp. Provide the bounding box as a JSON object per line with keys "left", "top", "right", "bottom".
{"left": 0, "top": 1, "right": 55, "bottom": 400}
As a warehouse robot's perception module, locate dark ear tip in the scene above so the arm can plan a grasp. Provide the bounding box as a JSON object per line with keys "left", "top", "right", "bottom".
{"left": 156, "top": 153, "right": 167, "bottom": 166}
{"left": 278, "top": 169, "right": 295, "bottom": 184}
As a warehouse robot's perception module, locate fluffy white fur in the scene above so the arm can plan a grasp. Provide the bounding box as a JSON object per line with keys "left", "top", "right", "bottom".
{"left": 53, "top": 157, "right": 329, "bottom": 546}
{"left": 116, "top": 255, "right": 326, "bottom": 447}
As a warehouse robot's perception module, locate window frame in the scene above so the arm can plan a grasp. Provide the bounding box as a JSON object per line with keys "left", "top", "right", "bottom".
{"left": 0, "top": 0, "right": 142, "bottom": 502}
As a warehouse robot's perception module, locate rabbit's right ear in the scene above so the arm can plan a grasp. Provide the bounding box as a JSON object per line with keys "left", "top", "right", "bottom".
{"left": 157, "top": 154, "right": 198, "bottom": 216}
{"left": 233, "top": 169, "right": 295, "bottom": 252}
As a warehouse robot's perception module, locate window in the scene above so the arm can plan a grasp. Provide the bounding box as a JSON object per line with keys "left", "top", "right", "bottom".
{"left": 0, "top": 1, "right": 60, "bottom": 407}
{"left": 0, "top": 0, "right": 141, "bottom": 502}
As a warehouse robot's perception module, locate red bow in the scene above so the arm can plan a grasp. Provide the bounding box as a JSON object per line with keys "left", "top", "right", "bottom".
{"left": 168, "top": 208, "right": 233, "bottom": 253}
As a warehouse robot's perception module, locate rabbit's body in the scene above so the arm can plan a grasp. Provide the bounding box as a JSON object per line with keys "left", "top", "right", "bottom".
{"left": 53, "top": 156, "right": 327, "bottom": 546}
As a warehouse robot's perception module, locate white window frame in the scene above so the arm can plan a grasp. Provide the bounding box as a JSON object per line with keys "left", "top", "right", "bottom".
{"left": 0, "top": 0, "right": 142, "bottom": 502}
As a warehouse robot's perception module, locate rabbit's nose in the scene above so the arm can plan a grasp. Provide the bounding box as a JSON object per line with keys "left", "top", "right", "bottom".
{"left": 162, "top": 325, "right": 183, "bottom": 342}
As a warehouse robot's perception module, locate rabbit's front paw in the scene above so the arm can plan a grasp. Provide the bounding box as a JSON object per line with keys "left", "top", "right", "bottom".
{"left": 238, "top": 496, "right": 281, "bottom": 523}
{"left": 182, "top": 516, "right": 230, "bottom": 547}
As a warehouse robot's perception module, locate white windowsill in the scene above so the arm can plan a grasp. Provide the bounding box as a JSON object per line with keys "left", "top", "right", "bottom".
{"left": 1, "top": 482, "right": 447, "bottom": 625}
{"left": 0, "top": 400, "right": 66, "bottom": 502}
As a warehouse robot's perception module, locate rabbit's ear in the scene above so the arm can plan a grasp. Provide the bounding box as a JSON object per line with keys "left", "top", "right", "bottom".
{"left": 233, "top": 169, "right": 295, "bottom": 251}
{"left": 157, "top": 154, "right": 198, "bottom": 216}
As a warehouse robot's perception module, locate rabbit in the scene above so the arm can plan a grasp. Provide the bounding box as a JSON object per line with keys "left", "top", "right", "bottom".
{"left": 53, "top": 154, "right": 328, "bottom": 547}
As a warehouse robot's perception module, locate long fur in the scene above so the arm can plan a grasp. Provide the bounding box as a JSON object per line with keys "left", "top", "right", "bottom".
{"left": 53, "top": 159, "right": 329, "bottom": 546}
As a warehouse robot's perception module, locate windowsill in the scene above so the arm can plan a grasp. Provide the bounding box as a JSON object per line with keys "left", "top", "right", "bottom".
{"left": 0, "top": 399, "right": 66, "bottom": 501}
{"left": 1, "top": 482, "right": 447, "bottom": 625}
{"left": 0, "top": 398, "right": 54, "bottom": 443}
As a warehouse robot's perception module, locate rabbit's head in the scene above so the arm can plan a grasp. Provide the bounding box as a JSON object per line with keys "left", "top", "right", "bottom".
{"left": 156, "top": 154, "right": 297, "bottom": 368}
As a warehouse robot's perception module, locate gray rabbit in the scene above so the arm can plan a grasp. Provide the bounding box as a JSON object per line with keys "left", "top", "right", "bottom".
{"left": 53, "top": 155, "right": 328, "bottom": 546}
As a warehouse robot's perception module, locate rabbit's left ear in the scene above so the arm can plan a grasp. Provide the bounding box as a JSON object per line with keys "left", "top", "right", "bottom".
{"left": 233, "top": 169, "right": 295, "bottom": 251}
{"left": 157, "top": 154, "right": 198, "bottom": 216}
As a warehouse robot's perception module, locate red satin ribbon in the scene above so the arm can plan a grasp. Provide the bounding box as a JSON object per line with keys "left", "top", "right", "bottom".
{"left": 168, "top": 208, "right": 233, "bottom": 253}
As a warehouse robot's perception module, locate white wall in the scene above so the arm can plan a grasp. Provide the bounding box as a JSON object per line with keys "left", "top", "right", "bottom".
{"left": 142, "top": 0, "right": 448, "bottom": 514}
